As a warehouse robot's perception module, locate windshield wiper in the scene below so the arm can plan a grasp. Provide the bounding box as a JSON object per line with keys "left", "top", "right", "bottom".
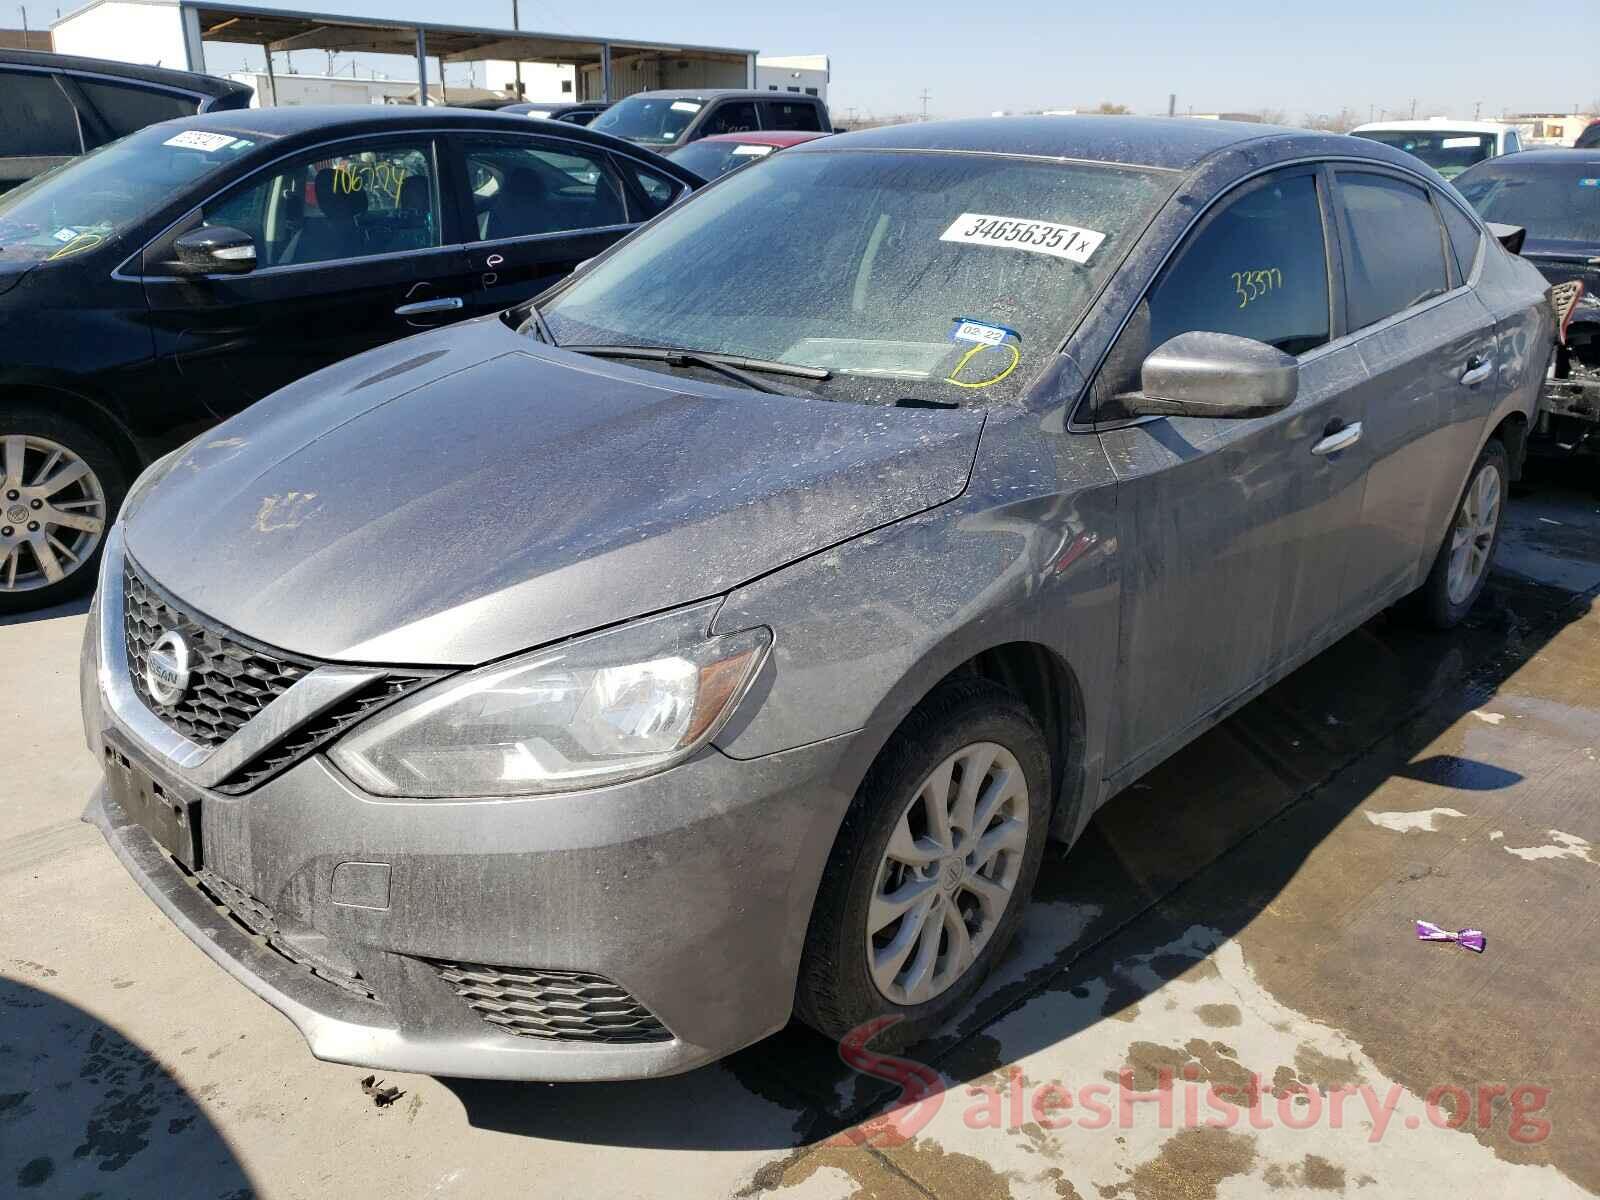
{"left": 561, "top": 344, "right": 830, "bottom": 396}
{"left": 515, "top": 301, "right": 554, "bottom": 344}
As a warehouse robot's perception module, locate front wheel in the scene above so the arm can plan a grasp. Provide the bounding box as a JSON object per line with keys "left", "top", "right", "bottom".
{"left": 0, "top": 409, "right": 127, "bottom": 613}
{"left": 795, "top": 678, "right": 1051, "bottom": 1047}
{"left": 1410, "top": 438, "right": 1508, "bottom": 629}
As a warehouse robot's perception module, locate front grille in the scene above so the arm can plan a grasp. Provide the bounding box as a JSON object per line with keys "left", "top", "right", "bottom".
{"left": 186, "top": 864, "right": 377, "bottom": 1000}
{"left": 124, "top": 559, "right": 316, "bottom": 747}
{"left": 430, "top": 962, "right": 672, "bottom": 1044}
{"left": 121, "top": 555, "right": 438, "bottom": 792}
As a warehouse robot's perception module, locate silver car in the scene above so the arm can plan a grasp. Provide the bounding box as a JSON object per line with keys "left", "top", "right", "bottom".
{"left": 81, "top": 117, "right": 1551, "bottom": 1081}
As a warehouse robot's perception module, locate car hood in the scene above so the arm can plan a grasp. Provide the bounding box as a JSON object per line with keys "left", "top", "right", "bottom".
{"left": 0, "top": 258, "right": 36, "bottom": 298}
{"left": 123, "top": 321, "right": 984, "bottom": 665}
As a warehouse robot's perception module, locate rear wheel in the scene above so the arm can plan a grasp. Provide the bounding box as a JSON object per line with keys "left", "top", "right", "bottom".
{"left": 1410, "top": 438, "right": 1507, "bottom": 630}
{"left": 795, "top": 678, "right": 1051, "bottom": 1047}
{"left": 0, "top": 409, "right": 126, "bottom": 613}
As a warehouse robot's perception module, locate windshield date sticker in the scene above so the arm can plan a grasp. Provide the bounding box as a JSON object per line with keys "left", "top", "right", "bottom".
{"left": 163, "top": 130, "right": 239, "bottom": 152}
{"left": 941, "top": 213, "right": 1106, "bottom": 264}
{"left": 52, "top": 227, "right": 79, "bottom": 242}
{"left": 950, "top": 318, "right": 1016, "bottom": 346}
{"left": 731, "top": 144, "right": 774, "bottom": 157}
{"left": 670, "top": 101, "right": 703, "bottom": 113}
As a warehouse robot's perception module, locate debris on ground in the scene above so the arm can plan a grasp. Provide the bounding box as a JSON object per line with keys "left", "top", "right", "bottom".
{"left": 1415, "top": 920, "right": 1486, "bottom": 952}
{"left": 359, "top": 1074, "right": 405, "bottom": 1107}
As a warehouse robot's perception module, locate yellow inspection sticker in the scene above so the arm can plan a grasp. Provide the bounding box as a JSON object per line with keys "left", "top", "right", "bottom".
{"left": 940, "top": 213, "right": 1105, "bottom": 264}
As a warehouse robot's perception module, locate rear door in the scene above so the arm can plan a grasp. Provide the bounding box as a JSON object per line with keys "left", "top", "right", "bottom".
{"left": 1328, "top": 168, "right": 1500, "bottom": 612}
{"left": 142, "top": 133, "right": 467, "bottom": 419}
{"left": 1095, "top": 164, "right": 1372, "bottom": 780}
{"left": 449, "top": 132, "right": 644, "bottom": 318}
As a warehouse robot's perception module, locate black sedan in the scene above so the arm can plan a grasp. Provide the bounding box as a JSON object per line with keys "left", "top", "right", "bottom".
{"left": 0, "top": 105, "right": 700, "bottom": 610}
{"left": 1457, "top": 149, "right": 1600, "bottom": 465}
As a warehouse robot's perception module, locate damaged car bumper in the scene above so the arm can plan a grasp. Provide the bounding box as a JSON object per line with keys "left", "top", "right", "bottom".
{"left": 81, "top": 529, "right": 857, "bottom": 1081}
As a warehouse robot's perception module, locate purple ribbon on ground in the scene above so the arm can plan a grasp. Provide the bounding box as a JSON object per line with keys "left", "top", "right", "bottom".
{"left": 1416, "top": 919, "right": 1486, "bottom": 953}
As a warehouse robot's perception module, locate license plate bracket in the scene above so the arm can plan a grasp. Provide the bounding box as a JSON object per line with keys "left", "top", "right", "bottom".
{"left": 104, "top": 742, "right": 202, "bottom": 871}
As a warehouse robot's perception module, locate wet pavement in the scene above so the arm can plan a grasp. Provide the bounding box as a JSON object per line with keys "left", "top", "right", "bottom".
{"left": 3, "top": 466, "right": 1597, "bottom": 1200}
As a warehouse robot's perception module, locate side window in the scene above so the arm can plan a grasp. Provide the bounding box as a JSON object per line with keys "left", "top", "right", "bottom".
{"left": 762, "top": 100, "right": 824, "bottom": 132}
{"left": 627, "top": 164, "right": 684, "bottom": 220}
{"left": 71, "top": 80, "right": 195, "bottom": 147}
{"left": 1504, "top": 131, "right": 1521, "bottom": 154}
{"left": 1438, "top": 198, "right": 1483, "bottom": 282}
{"left": 1094, "top": 172, "right": 1329, "bottom": 416}
{"left": 699, "top": 101, "right": 759, "bottom": 136}
{"left": 1336, "top": 172, "right": 1450, "bottom": 331}
{"left": 463, "top": 137, "right": 626, "bottom": 241}
{"left": 202, "top": 141, "right": 438, "bottom": 268}
{"left": 0, "top": 70, "right": 83, "bottom": 157}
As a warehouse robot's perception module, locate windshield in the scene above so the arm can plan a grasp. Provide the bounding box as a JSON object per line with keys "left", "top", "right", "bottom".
{"left": 1352, "top": 130, "right": 1494, "bottom": 180}
{"left": 1456, "top": 161, "right": 1600, "bottom": 246}
{"left": 0, "top": 124, "right": 257, "bottom": 264}
{"left": 542, "top": 149, "right": 1174, "bottom": 406}
{"left": 590, "top": 95, "right": 703, "bottom": 146}
{"left": 668, "top": 140, "right": 774, "bottom": 179}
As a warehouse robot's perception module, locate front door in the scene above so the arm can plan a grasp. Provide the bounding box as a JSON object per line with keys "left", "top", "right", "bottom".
{"left": 1094, "top": 165, "right": 1372, "bottom": 783}
{"left": 141, "top": 135, "right": 467, "bottom": 419}
{"left": 451, "top": 133, "right": 641, "bottom": 320}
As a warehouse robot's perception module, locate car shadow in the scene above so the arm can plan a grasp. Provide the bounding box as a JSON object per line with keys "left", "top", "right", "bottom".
{"left": 440, "top": 474, "right": 1598, "bottom": 1154}
{"left": 0, "top": 977, "right": 256, "bottom": 1198}
{"left": 0, "top": 593, "right": 91, "bottom": 627}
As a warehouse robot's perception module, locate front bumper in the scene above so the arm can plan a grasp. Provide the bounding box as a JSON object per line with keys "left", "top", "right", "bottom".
{"left": 81, "top": 536, "right": 861, "bottom": 1081}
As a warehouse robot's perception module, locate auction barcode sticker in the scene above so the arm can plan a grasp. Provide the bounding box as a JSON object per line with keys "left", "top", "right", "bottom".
{"left": 940, "top": 213, "right": 1106, "bottom": 264}
{"left": 163, "top": 130, "right": 239, "bottom": 152}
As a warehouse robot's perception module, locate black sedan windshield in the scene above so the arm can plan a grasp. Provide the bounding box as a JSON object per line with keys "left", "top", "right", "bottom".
{"left": 543, "top": 149, "right": 1173, "bottom": 405}
{"left": 0, "top": 123, "right": 257, "bottom": 264}
{"left": 1457, "top": 160, "right": 1600, "bottom": 246}
{"left": 669, "top": 139, "right": 776, "bottom": 179}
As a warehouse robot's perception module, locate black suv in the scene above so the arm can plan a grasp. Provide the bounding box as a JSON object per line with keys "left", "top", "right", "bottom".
{"left": 0, "top": 105, "right": 700, "bottom": 610}
{"left": 589, "top": 89, "right": 830, "bottom": 150}
{"left": 0, "top": 49, "right": 252, "bottom": 195}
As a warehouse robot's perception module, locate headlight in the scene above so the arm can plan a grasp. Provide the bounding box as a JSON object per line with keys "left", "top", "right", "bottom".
{"left": 329, "top": 601, "right": 770, "bottom": 798}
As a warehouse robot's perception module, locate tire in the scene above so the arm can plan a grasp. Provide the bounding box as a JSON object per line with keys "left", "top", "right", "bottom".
{"left": 0, "top": 406, "right": 128, "bottom": 614}
{"left": 794, "top": 677, "right": 1052, "bottom": 1048}
{"left": 1409, "top": 438, "right": 1508, "bottom": 630}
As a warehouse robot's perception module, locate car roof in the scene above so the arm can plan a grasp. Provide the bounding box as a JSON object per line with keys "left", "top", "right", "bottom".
{"left": 695, "top": 131, "right": 830, "bottom": 147}
{"left": 784, "top": 115, "right": 1361, "bottom": 172}
{"left": 0, "top": 47, "right": 251, "bottom": 101}
{"left": 1352, "top": 119, "right": 1510, "bottom": 134}
{"left": 150, "top": 103, "right": 634, "bottom": 145}
{"left": 620, "top": 89, "right": 800, "bottom": 102}
{"left": 1465, "top": 148, "right": 1600, "bottom": 166}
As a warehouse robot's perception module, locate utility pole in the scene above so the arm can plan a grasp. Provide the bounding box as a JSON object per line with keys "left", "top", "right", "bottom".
{"left": 1410, "top": 97, "right": 1417, "bottom": 118}
{"left": 1368, "top": 103, "right": 1375, "bottom": 122}
{"left": 1474, "top": 100, "right": 1482, "bottom": 120}
{"left": 511, "top": 1, "right": 523, "bottom": 99}
{"left": 918, "top": 88, "right": 931, "bottom": 121}
{"left": 1167, "top": 93, "right": 1176, "bottom": 117}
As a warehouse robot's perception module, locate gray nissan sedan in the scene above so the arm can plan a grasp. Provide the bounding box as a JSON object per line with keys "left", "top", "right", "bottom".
{"left": 82, "top": 117, "right": 1551, "bottom": 1081}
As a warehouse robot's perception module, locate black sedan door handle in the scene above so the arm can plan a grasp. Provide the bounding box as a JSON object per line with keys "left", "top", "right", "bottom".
{"left": 394, "top": 297, "right": 464, "bottom": 317}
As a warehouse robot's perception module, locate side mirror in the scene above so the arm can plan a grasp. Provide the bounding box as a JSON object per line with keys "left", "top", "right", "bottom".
{"left": 172, "top": 225, "right": 257, "bottom": 275}
{"left": 1486, "top": 222, "right": 1526, "bottom": 255}
{"left": 1121, "top": 331, "right": 1298, "bottom": 419}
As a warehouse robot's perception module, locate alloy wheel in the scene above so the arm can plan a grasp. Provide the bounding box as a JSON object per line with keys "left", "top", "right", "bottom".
{"left": 0, "top": 435, "right": 107, "bottom": 593}
{"left": 866, "top": 741, "right": 1030, "bottom": 1005}
{"left": 1446, "top": 462, "right": 1501, "bottom": 606}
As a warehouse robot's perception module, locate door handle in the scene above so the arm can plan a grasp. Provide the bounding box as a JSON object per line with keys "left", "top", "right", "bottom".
{"left": 394, "top": 296, "right": 464, "bottom": 316}
{"left": 1311, "top": 421, "right": 1363, "bottom": 456}
{"left": 1459, "top": 355, "right": 1494, "bottom": 386}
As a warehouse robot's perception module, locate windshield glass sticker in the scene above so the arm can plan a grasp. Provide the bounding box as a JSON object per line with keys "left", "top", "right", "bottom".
{"left": 945, "top": 341, "right": 1021, "bottom": 390}
{"left": 1580, "top": 178, "right": 1599, "bottom": 188}
{"left": 163, "top": 130, "right": 241, "bottom": 153}
{"left": 670, "top": 101, "right": 703, "bottom": 113}
{"left": 731, "top": 144, "right": 773, "bottom": 157}
{"left": 950, "top": 318, "right": 1018, "bottom": 347}
{"left": 51, "top": 227, "right": 79, "bottom": 243}
{"left": 940, "top": 213, "right": 1106, "bottom": 264}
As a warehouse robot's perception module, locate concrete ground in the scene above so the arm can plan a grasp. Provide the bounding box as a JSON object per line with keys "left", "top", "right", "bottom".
{"left": 4, "top": 465, "right": 1598, "bottom": 1200}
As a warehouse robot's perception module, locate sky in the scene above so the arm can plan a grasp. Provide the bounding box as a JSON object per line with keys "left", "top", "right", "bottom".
{"left": 59, "top": 0, "right": 1600, "bottom": 122}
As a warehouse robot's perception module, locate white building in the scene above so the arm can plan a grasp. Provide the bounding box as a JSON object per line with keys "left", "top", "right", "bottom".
{"left": 480, "top": 60, "right": 577, "bottom": 103}
{"left": 756, "top": 54, "right": 828, "bottom": 102}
